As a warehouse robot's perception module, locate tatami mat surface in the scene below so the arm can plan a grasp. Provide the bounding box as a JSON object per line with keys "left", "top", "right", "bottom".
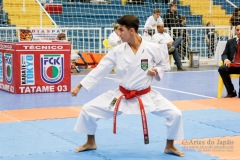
{"left": 0, "top": 70, "right": 239, "bottom": 160}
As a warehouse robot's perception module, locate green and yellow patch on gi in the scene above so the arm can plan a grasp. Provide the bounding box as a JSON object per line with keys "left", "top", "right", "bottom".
{"left": 141, "top": 59, "right": 148, "bottom": 71}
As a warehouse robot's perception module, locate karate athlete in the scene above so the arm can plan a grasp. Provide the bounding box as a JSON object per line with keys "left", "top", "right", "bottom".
{"left": 71, "top": 14, "right": 184, "bottom": 157}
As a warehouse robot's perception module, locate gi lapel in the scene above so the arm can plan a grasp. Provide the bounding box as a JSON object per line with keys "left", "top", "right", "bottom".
{"left": 122, "top": 41, "right": 147, "bottom": 81}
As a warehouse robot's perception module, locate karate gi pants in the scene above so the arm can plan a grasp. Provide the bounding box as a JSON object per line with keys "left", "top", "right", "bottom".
{"left": 74, "top": 91, "right": 184, "bottom": 140}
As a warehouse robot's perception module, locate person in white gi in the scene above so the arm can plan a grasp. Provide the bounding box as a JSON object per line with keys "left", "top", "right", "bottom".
{"left": 143, "top": 9, "right": 163, "bottom": 37}
{"left": 108, "top": 23, "right": 122, "bottom": 47}
{"left": 71, "top": 15, "right": 184, "bottom": 157}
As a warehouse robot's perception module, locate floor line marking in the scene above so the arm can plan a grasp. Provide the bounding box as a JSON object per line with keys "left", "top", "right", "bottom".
{"left": 164, "top": 70, "right": 217, "bottom": 73}
{"left": 104, "top": 77, "right": 215, "bottom": 99}
{"left": 151, "top": 86, "right": 215, "bottom": 99}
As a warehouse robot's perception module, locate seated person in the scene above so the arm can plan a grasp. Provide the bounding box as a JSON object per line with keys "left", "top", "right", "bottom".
{"left": 142, "top": 26, "right": 156, "bottom": 42}
{"left": 152, "top": 23, "right": 184, "bottom": 71}
{"left": 108, "top": 23, "right": 122, "bottom": 47}
{"left": 218, "top": 24, "right": 240, "bottom": 98}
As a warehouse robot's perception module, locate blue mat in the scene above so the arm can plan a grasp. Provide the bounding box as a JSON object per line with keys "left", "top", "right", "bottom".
{"left": 0, "top": 113, "right": 223, "bottom": 160}
{"left": 205, "top": 119, "right": 240, "bottom": 133}
{"left": 0, "top": 70, "right": 222, "bottom": 111}
{"left": 0, "top": 151, "right": 105, "bottom": 160}
{"left": 183, "top": 109, "right": 240, "bottom": 122}
{"left": 182, "top": 109, "right": 240, "bottom": 139}
{"left": 182, "top": 119, "right": 238, "bottom": 139}
{"left": 0, "top": 125, "right": 75, "bottom": 157}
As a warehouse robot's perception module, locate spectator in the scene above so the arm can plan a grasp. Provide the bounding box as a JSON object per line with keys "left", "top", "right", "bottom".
{"left": 179, "top": 16, "right": 189, "bottom": 60}
{"left": 230, "top": 8, "right": 240, "bottom": 37}
{"left": 144, "top": 9, "right": 163, "bottom": 37}
{"left": 152, "top": 23, "right": 185, "bottom": 71}
{"left": 163, "top": 1, "right": 182, "bottom": 39}
{"left": 0, "top": 6, "right": 8, "bottom": 25}
{"left": 236, "top": 9, "right": 240, "bottom": 23}
{"left": 165, "top": 0, "right": 173, "bottom": 4}
{"left": 155, "top": 0, "right": 172, "bottom": 4}
{"left": 230, "top": 8, "right": 239, "bottom": 25}
{"left": 127, "top": 0, "right": 145, "bottom": 5}
{"left": 108, "top": 23, "right": 122, "bottom": 47}
{"left": 67, "top": 0, "right": 90, "bottom": 3}
{"left": 218, "top": 24, "right": 240, "bottom": 98}
{"left": 205, "top": 21, "right": 217, "bottom": 58}
{"left": 154, "top": 0, "right": 172, "bottom": 4}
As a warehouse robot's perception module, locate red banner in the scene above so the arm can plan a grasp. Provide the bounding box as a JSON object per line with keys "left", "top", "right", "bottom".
{"left": 0, "top": 41, "right": 71, "bottom": 94}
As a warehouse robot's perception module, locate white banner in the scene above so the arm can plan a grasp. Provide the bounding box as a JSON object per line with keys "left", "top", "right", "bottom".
{"left": 18, "top": 28, "right": 67, "bottom": 41}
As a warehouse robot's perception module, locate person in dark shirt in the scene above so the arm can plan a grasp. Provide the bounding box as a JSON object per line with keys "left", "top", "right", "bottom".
{"left": 230, "top": 8, "right": 240, "bottom": 28}
{"left": 218, "top": 24, "right": 240, "bottom": 98}
{"left": 205, "top": 21, "right": 217, "bottom": 58}
{"left": 230, "top": 8, "right": 240, "bottom": 38}
{"left": 163, "top": 1, "right": 182, "bottom": 39}
{"left": 179, "top": 16, "right": 189, "bottom": 60}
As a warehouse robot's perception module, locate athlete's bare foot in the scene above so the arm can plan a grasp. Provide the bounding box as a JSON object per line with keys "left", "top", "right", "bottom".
{"left": 75, "top": 143, "right": 97, "bottom": 152}
{"left": 164, "top": 139, "right": 184, "bottom": 157}
{"left": 164, "top": 147, "right": 184, "bottom": 157}
{"left": 75, "top": 135, "right": 96, "bottom": 152}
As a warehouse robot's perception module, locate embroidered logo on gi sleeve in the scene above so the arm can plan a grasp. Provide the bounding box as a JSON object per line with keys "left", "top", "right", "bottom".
{"left": 141, "top": 59, "right": 148, "bottom": 71}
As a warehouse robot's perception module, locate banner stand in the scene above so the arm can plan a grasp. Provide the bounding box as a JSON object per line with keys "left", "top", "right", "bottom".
{"left": 0, "top": 41, "right": 71, "bottom": 94}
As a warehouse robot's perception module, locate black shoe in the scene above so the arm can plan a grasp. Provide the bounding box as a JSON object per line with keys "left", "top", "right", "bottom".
{"left": 224, "top": 90, "right": 237, "bottom": 98}
{"left": 177, "top": 67, "right": 186, "bottom": 71}
{"left": 168, "top": 46, "right": 175, "bottom": 53}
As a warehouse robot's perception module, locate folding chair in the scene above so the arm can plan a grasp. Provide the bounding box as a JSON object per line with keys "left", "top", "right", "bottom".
{"left": 217, "top": 61, "right": 240, "bottom": 98}
{"left": 169, "top": 54, "right": 173, "bottom": 66}
{"left": 103, "top": 39, "right": 113, "bottom": 49}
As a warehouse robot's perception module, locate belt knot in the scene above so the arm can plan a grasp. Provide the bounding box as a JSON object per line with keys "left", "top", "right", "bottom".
{"left": 125, "top": 90, "right": 136, "bottom": 99}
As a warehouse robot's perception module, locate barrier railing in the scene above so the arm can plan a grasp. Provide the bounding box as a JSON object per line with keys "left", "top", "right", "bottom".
{"left": 0, "top": 27, "right": 102, "bottom": 53}
{"left": 0, "top": 27, "right": 26, "bottom": 42}
{"left": 171, "top": 26, "right": 231, "bottom": 65}
{"left": 35, "top": 0, "right": 57, "bottom": 27}
{"left": 64, "top": 27, "right": 102, "bottom": 53}
{"left": 0, "top": 26, "right": 231, "bottom": 66}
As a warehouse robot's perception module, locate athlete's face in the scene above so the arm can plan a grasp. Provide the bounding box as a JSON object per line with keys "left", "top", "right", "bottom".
{"left": 118, "top": 25, "right": 134, "bottom": 43}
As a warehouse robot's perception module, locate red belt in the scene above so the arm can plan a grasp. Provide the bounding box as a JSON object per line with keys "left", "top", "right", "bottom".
{"left": 113, "top": 86, "right": 151, "bottom": 144}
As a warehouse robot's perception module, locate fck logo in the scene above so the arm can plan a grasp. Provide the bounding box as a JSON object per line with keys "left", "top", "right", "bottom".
{"left": 4, "top": 53, "right": 13, "bottom": 84}
{"left": 44, "top": 57, "right": 61, "bottom": 65}
{"left": 40, "top": 54, "right": 64, "bottom": 84}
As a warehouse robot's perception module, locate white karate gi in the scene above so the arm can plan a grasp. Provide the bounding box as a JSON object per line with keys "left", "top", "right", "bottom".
{"left": 74, "top": 40, "right": 184, "bottom": 140}
{"left": 144, "top": 15, "right": 163, "bottom": 30}
{"left": 143, "top": 15, "right": 163, "bottom": 37}
{"left": 152, "top": 32, "right": 173, "bottom": 44}
{"left": 108, "top": 31, "right": 122, "bottom": 47}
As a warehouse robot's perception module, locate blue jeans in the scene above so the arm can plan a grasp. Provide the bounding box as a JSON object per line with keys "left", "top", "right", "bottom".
{"left": 173, "top": 37, "right": 182, "bottom": 48}
{"left": 170, "top": 37, "right": 182, "bottom": 68}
